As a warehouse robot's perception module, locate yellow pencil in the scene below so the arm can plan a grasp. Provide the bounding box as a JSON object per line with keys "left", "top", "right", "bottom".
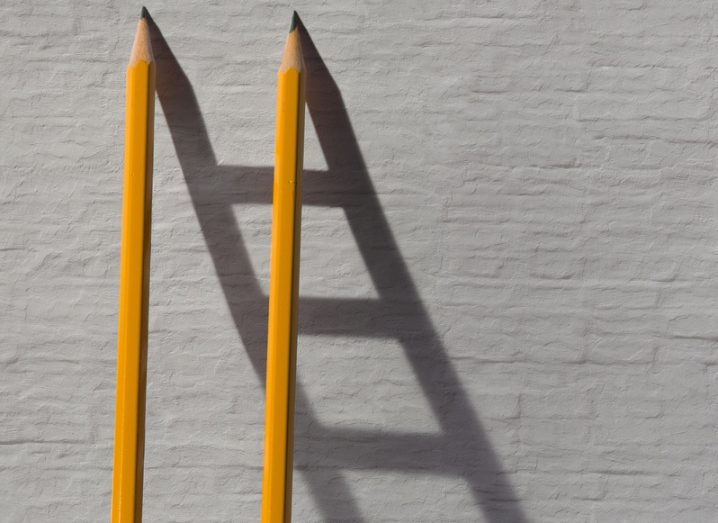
{"left": 261, "top": 12, "right": 306, "bottom": 523}
{"left": 111, "top": 8, "right": 155, "bottom": 523}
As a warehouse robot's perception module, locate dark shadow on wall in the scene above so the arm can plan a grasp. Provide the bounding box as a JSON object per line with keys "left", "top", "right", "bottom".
{"left": 148, "top": 13, "right": 528, "bottom": 523}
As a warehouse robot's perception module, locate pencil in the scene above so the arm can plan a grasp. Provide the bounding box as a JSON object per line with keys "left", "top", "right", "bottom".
{"left": 111, "top": 8, "right": 155, "bottom": 523}
{"left": 261, "top": 12, "right": 306, "bottom": 523}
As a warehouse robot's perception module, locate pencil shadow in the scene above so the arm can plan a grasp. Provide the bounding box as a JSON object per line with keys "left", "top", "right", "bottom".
{"left": 149, "top": 13, "right": 528, "bottom": 523}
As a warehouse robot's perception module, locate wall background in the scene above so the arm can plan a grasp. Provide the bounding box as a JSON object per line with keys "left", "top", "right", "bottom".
{"left": 2, "top": 1, "right": 718, "bottom": 521}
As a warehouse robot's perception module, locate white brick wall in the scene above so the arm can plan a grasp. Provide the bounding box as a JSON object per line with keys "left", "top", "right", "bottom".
{"left": 2, "top": 1, "right": 718, "bottom": 521}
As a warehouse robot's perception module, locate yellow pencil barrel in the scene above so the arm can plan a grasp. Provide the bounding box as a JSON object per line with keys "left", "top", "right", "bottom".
{"left": 261, "top": 20, "right": 306, "bottom": 523}
{"left": 112, "top": 14, "right": 155, "bottom": 523}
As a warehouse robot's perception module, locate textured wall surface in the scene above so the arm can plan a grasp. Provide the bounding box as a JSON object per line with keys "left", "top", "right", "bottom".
{"left": 2, "top": 1, "right": 718, "bottom": 521}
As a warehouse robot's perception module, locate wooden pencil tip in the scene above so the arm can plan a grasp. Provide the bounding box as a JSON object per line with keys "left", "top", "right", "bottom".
{"left": 130, "top": 14, "right": 154, "bottom": 65}
{"left": 289, "top": 11, "right": 299, "bottom": 33}
{"left": 141, "top": 6, "right": 149, "bottom": 19}
{"left": 280, "top": 21, "right": 304, "bottom": 73}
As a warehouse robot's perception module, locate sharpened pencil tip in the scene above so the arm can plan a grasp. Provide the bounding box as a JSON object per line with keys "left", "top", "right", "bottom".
{"left": 289, "top": 11, "right": 299, "bottom": 33}
{"left": 141, "top": 6, "right": 149, "bottom": 19}
{"left": 131, "top": 7, "right": 154, "bottom": 64}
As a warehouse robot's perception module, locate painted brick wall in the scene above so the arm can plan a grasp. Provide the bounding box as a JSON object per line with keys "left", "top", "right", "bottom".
{"left": 2, "top": 1, "right": 718, "bottom": 521}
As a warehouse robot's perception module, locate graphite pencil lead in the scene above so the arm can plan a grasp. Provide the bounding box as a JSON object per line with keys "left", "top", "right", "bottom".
{"left": 289, "top": 11, "right": 299, "bottom": 33}
{"left": 141, "top": 6, "right": 149, "bottom": 19}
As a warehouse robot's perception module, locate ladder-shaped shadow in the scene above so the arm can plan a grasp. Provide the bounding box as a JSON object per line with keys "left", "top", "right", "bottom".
{"left": 150, "top": 17, "right": 527, "bottom": 523}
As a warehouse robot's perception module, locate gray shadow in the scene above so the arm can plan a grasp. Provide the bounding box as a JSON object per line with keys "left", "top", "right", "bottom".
{"left": 148, "top": 12, "right": 528, "bottom": 522}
